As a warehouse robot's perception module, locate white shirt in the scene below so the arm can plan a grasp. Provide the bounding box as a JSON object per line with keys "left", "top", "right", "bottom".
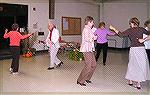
{"left": 46, "top": 28, "right": 60, "bottom": 48}
{"left": 80, "top": 25, "right": 95, "bottom": 52}
{"left": 91, "top": 27, "right": 97, "bottom": 40}
{"left": 143, "top": 27, "right": 150, "bottom": 49}
{"left": 91, "top": 27, "right": 97, "bottom": 33}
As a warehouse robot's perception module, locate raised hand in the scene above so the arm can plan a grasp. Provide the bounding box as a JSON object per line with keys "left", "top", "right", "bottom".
{"left": 5, "top": 29, "right": 8, "bottom": 33}
{"left": 109, "top": 25, "right": 119, "bottom": 34}
{"left": 109, "top": 25, "right": 115, "bottom": 31}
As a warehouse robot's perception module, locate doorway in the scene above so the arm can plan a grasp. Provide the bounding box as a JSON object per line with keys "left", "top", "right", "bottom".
{"left": 0, "top": 3, "right": 28, "bottom": 59}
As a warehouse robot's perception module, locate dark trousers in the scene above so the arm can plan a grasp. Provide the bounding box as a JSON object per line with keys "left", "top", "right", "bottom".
{"left": 146, "top": 49, "right": 150, "bottom": 65}
{"left": 77, "top": 52, "right": 97, "bottom": 84}
{"left": 10, "top": 46, "right": 20, "bottom": 72}
{"left": 95, "top": 42, "right": 108, "bottom": 64}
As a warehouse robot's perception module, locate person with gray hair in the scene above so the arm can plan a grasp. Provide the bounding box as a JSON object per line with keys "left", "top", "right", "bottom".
{"left": 46, "top": 22, "right": 63, "bottom": 70}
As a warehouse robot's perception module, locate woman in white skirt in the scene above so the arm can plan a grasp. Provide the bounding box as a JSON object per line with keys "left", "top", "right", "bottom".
{"left": 110, "top": 17, "right": 150, "bottom": 89}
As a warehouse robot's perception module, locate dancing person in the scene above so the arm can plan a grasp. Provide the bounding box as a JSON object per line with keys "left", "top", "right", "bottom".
{"left": 77, "top": 16, "right": 97, "bottom": 86}
{"left": 3, "top": 23, "right": 33, "bottom": 75}
{"left": 46, "top": 22, "right": 63, "bottom": 70}
{"left": 110, "top": 17, "right": 150, "bottom": 89}
{"left": 94, "top": 22, "right": 115, "bottom": 65}
{"left": 138, "top": 20, "right": 150, "bottom": 66}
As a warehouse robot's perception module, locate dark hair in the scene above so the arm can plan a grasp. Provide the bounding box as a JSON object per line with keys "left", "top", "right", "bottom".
{"left": 12, "top": 23, "right": 19, "bottom": 31}
{"left": 129, "top": 17, "right": 140, "bottom": 26}
{"left": 98, "top": 22, "right": 105, "bottom": 28}
{"left": 85, "top": 16, "right": 94, "bottom": 25}
{"left": 144, "top": 19, "right": 150, "bottom": 27}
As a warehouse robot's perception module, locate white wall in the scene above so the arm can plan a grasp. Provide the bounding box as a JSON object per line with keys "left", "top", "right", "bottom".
{"left": 101, "top": 3, "right": 148, "bottom": 31}
{"left": 51, "top": 0, "right": 100, "bottom": 43}
{"left": 100, "top": 1, "right": 149, "bottom": 48}
{"left": 148, "top": 1, "right": 150, "bottom": 18}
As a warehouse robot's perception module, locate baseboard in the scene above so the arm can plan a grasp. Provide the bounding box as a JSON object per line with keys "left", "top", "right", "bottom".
{"left": 0, "top": 49, "right": 12, "bottom": 60}
{"left": 0, "top": 54, "right": 12, "bottom": 60}
{"left": 108, "top": 47, "right": 130, "bottom": 51}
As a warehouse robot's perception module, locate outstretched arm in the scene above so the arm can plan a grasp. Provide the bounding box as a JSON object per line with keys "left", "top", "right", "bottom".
{"left": 138, "top": 34, "right": 150, "bottom": 43}
{"left": 107, "top": 29, "right": 116, "bottom": 36}
{"left": 109, "top": 25, "right": 119, "bottom": 34}
{"left": 20, "top": 32, "right": 34, "bottom": 39}
{"left": 3, "top": 29, "right": 9, "bottom": 38}
{"left": 109, "top": 25, "right": 130, "bottom": 37}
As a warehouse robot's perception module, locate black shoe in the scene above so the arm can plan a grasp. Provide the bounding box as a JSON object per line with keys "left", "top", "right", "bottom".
{"left": 103, "top": 63, "right": 106, "bottom": 66}
{"left": 47, "top": 67, "right": 54, "bottom": 70}
{"left": 77, "top": 81, "right": 86, "bottom": 86}
{"left": 85, "top": 80, "right": 92, "bottom": 83}
{"left": 135, "top": 85, "right": 141, "bottom": 90}
{"left": 137, "top": 87, "right": 141, "bottom": 90}
{"left": 56, "top": 62, "right": 63, "bottom": 68}
{"left": 9, "top": 68, "right": 13, "bottom": 73}
{"left": 128, "top": 83, "right": 133, "bottom": 86}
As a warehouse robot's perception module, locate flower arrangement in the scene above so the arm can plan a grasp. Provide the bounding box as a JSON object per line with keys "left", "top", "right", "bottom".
{"left": 69, "top": 49, "right": 84, "bottom": 61}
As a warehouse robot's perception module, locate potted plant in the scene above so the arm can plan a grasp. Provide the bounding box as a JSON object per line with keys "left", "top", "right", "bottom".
{"left": 21, "top": 31, "right": 37, "bottom": 58}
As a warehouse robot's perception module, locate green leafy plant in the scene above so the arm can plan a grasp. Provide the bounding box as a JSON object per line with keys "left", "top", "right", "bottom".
{"left": 69, "top": 49, "right": 84, "bottom": 61}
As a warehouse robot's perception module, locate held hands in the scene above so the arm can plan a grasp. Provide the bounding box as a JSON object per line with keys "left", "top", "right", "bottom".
{"left": 109, "top": 25, "right": 118, "bottom": 34}
{"left": 138, "top": 35, "right": 150, "bottom": 43}
{"left": 109, "top": 25, "right": 115, "bottom": 31}
{"left": 90, "top": 37, "right": 94, "bottom": 43}
{"left": 138, "top": 38, "right": 144, "bottom": 43}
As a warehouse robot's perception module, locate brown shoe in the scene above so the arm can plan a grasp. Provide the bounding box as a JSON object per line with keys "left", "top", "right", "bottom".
{"left": 77, "top": 81, "right": 86, "bottom": 86}
{"left": 85, "top": 80, "right": 92, "bottom": 83}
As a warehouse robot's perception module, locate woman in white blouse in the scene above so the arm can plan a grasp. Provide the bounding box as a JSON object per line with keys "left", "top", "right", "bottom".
{"left": 77, "top": 16, "right": 97, "bottom": 86}
{"left": 46, "top": 22, "right": 63, "bottom": 70}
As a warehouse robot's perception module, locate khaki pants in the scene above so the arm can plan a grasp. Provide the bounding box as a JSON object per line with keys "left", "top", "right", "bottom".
{"left": 77, "top": 52, "right": 97, "bottom": 84}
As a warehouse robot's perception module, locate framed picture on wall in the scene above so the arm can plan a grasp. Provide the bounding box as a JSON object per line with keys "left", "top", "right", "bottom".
{"left": 62, "top": 17, "right": 81, "bottom": 35}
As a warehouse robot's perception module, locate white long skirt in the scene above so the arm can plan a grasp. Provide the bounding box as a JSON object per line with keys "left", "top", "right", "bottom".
{"left": 125, "top": 47, "right": 150, "bottom": 82}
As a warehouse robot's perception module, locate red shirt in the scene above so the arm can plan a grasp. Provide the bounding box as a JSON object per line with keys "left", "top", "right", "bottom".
{"left": 3, "top": 31, "right": 31, "bottom": 46}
